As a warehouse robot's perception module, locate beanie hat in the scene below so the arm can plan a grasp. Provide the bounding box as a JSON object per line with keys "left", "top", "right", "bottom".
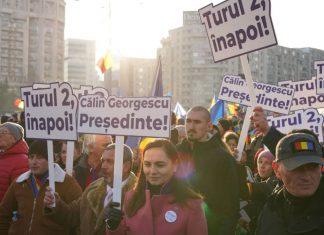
{"left": 28, "top": 140, "right": 48, "bottom": 159}
{"left": 0, "top": 122, "right": 24, "bottom": 141}
{"left": 258, "top": 149, "right": 275, "bottom": 163}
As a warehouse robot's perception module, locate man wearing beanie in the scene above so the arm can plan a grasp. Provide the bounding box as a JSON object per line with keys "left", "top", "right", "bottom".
{"left": 0, "top": 122, "right": 29, "bottom": 202}
{"left": 0, "top": 140, "right": 82, "bottom": 234}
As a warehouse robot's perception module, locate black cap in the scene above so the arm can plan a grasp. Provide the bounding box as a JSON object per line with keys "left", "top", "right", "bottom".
{"left": 276, "top": 133, "right": 324, "bottom": 170}
{"left": 28, "top": 140, "right": 48, "bottom": 160}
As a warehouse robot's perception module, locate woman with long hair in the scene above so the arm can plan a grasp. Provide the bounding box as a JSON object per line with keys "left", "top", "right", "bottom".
{"left": 105, "top": 139, "right": 207, "bottom": 235}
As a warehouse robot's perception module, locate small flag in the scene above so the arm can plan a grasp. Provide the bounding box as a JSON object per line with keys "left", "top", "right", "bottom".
{"left": 151, "top": 57, "right": 163, "bottom": 96}
{"left": 96, "top": 51, "right": 113, "bottom": 74}
{"left": 209, "top": 96, "right": 224, "bottom": 125}
{"left": 294, "top": 141, "right": 314, "bottom": 151}
{"left": 174, "top": 102, "right": 187, "bottom": 119}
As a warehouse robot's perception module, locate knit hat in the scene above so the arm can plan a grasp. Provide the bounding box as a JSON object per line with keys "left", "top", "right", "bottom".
{"left": 276, "top": 133, "right": 324, "bottom": 170}
{"left": 258, "top": 149, "right": 275, "bottom": 163}
{"left": 28, "top": 140, "right": 48, "bottom": 159}
{"left": 0, "top": 122, "right": 24, "bottom": 141}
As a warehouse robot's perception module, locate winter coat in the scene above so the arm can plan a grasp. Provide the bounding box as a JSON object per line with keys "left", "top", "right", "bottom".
{"left": 46, "top": 172, "right": 137, "bottom": 235}
{"left": 107, "top": 189, "right": 208, "bottom": 235}
{"left": 0, "top": 163, "right": 82, "bottom": 235}
{"left": 0, "top": 139, "right": 29, "bottom": 201}
{"left": 176, "top": 134, "right": 240, "bottom": 235}
{"left": 255, "top": 177, "right": 324, "bottom": 235}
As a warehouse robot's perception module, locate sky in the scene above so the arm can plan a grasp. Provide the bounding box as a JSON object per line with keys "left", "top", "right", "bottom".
{"left": 65, "top": 0, "right": 324, "bottom": 59}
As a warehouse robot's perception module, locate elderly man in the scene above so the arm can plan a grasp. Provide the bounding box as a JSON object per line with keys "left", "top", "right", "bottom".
{"left": 0, "top": 140, "right": 82, "bottom": 234}
{"left": 44, "top": 143, "right": 137, "bottom": 235}
{"left": 74, "top": 134, "right": 113, "bottom": 190}
{"left": 0, "top": 122, "right": 29, "bottom": 202}
{"left": 256, "top": 133, "right": 324, "bottom": 235}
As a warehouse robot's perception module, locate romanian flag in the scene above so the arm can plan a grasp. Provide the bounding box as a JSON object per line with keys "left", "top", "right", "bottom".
{"left": 96, "top": 51, "right": 113, "bottom": 74}
{"left": 294, "top": 141, "right": 314, "bottom": 151}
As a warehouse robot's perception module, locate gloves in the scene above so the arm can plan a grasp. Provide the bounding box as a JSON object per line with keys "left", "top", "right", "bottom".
{"left": 105, "top": 202, "right": 124, "bottom": 230}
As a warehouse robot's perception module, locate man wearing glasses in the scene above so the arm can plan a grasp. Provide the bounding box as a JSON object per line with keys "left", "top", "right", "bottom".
{"left": 0, "top": 122, "right": 29, "bottom": 202}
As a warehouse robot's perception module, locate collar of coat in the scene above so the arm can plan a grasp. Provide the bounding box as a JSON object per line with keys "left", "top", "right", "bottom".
{"left": 87, "top": 172, "right": 137, "bottom": 232}
{"left": 16, "top": 163, "right": 66, "bottom": 183}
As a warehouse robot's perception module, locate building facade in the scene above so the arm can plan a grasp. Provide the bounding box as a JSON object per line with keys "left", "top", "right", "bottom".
{"left": 64, "top": 38, "right": 97, "bottom": 88}
{"left": 0, "top": 0, "right": 65, "bottom": 94}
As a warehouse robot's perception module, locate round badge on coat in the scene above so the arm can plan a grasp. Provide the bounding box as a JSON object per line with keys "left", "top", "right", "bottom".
{"left": 165, "top": 210, "right": 177, "bottom": 223}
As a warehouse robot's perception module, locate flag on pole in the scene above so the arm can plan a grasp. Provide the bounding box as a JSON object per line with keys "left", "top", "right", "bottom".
{"left": 96, "top": 51, "right": 113, "bottom": 74}
{"left": 151, "top": 57, "right": 163, "bottom": 96}
{"left": 209, "top": 96, "right": 225, "bottom": 125}
{"left": 174, "top": 102, "right": 187, "bottom": 119}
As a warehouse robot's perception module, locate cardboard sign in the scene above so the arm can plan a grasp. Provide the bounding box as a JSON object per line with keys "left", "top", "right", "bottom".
{"left": 315, "top": 61, "right": 324, "bottom": 94}
{"left": 21, "top": 82, "right": 78, "bottom": 140}
{"left": 218, "top": 75, "right": 294, "bottom": 114}
{"left": 77, "top": 93, "right": 171, "bottom": 138}
{"left": 199, "top": 0, "right": 277, "bottom": 62}
{"left": 267, "top": 108, "right": 324, "bottom": 142}
{"left": 279, "top": 77, "right": 324, "bottom": 111}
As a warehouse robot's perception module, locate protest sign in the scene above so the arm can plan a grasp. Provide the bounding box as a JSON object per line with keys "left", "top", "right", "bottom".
{"left": 315, "top": 61, "right": 324, "bottom": 94}
{"left": 279, "top": 77, "right": 324, "bottom": 111}
{"left": 77, "top": 94, "right": 171, "bottom": 138}
{"left": 218, "top": 75, "right": 294, "bottom": 114}
{"left": 267, "top": 108, "right": 324, "bottom": 142}
{"left": 199, "top": 0, "right": 277, "bottom": 62}
{"left": 199, "top": 0, "right": 277, "bottom": 161}
{"left": 73, "top": 85, "right": 109, "bottom": 99}
{"left": 77, "top": 91, "right": 171, "bottom": 206}
{"left": 21, "top": 82, "right": 78, "bottom": 140}
{"left": 21, "top": 82, "right": 78, "bottom": 200}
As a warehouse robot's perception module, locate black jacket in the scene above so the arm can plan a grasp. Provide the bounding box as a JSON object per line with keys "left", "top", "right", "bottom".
{"left": 177, "top": 134, "right": 239, "bottom": 235}
{"left": 256, "top": 177, "right": 324, "bottom": 235}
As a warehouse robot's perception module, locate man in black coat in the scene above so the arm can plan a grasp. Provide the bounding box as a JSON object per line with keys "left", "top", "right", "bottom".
{"left": 256, "top": 133, "right": 324, "bottom": 235}
{"left": 176, "top": 106, "right": 239, "bottom": 235}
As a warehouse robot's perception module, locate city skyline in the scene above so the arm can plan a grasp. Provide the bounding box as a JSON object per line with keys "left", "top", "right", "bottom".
{"left": 65, "top": 0, "right": 324, "bottom": 59}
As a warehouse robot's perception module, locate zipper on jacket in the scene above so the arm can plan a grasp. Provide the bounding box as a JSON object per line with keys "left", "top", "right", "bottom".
{"left": 28, "top": 198, "right": 37, "bottom": 234}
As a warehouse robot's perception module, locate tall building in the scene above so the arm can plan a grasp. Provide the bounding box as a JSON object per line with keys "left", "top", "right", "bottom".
{"left": 64, "top": 38, "right": 97, "bottom": 88}
{"left": 160, "top": 11, "right": 324, "bottom": 109}
{"left": 0, "top": 0, "right": 65, "bottom": 94}
{"left": 119, "top": 57, "right": 156, "bottom": 97}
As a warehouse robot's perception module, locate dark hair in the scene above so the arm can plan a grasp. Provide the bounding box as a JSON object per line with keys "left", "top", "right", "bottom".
{"left": 187, "top": 106, "right": 211, "bottom": 122}
{"left": 125, "top": 139, "right": 201, "bottom": 217}
{"left": 223, "top": 131, "right": 239, "bottom": 144}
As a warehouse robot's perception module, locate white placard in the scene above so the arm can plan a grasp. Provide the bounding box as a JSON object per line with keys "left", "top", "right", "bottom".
{"left": 218, "top": 74, "right": 294, "bottom": 114}
{"left": 199, "top": 0, "right": 277, "bottom": 62}
{"left": 315, "top": 61, "right": 324, "bottom": 94}
{"left": 21, "top": 82, "right": 78, "bottom": 140}
{"left": 267, "top": 108, "right": 324, "bottom": 142}
{"left": 279, "top": 77, "right": 324, "bottom": 111}
{"left": 77, "top": 94, "right": 171, "bottom": 138}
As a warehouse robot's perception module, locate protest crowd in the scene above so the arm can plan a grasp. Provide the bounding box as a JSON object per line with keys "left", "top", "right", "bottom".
{"left": 0, "top": 104, "right": 323, "bottom": 235}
